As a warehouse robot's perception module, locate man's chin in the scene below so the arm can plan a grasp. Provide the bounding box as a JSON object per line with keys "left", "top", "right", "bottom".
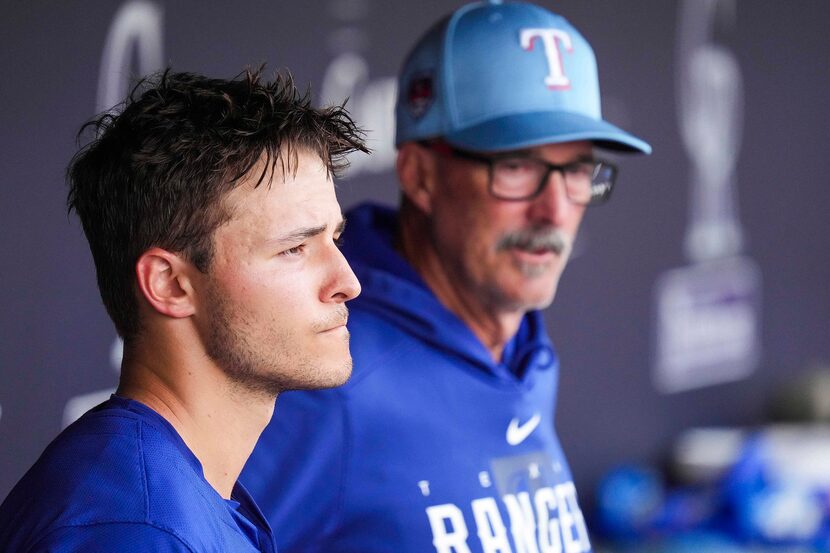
{"left": 289, "top": 358, "right": 353, "bottom": 391}
{"left": 326, "top": 359, "right": 354, "bottom": 388}
{"left": 500, "top": 279, "right": 559, "bottom": 312}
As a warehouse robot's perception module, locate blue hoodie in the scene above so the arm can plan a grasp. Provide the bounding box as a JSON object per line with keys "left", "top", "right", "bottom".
{"left": 242, "top": 203, "right": 592, "bottom": 553}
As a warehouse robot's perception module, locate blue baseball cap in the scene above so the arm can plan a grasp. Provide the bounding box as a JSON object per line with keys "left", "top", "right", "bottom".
{"left": 395, "top": 0, "right": 651, "bottom": 154}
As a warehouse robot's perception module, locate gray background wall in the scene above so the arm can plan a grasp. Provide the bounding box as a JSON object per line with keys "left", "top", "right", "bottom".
{"left": 2, "top": 0, "right": 829, "bottom": 518}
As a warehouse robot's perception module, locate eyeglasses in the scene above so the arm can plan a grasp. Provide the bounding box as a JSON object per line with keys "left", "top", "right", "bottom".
{"left": 423, "top": 142, "right": 618, "bottom": 205}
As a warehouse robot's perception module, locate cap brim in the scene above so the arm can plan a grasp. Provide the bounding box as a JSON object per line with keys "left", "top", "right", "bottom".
{"left": 444, "top": 111, "right": 652, "bottom": 154}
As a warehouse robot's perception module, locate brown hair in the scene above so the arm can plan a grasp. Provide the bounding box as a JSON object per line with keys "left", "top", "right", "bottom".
{"left": 67, "top": 67, "right": 367, "bottom": 338}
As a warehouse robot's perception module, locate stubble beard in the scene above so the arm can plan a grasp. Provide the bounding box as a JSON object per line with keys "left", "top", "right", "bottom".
{"left": 203, "top": 286, "right": 353, "bottom": 400}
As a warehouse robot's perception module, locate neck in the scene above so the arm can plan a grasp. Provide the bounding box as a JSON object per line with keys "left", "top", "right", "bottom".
{"left": 398, "top": 210, "right": 523, "bottom": 361}
{"left": 116, "top": 324, "right": 275, "bottom": 499}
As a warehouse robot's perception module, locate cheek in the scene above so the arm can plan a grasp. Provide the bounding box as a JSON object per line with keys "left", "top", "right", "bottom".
{"left": 212, "top": 262, "right": 311, "bottom": 318}
{"left": 432, "top": 210, "right": 485, "bottom": 265}
{"left": 433, "top": 189, "right": 500, "bottom": 254}
{"left": 476, "top": 204, "right": 531, "bottom": 261}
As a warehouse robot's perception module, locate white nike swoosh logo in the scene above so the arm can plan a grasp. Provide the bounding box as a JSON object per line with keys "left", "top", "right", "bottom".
{"left": 506, "top": 413, "right": 541, "bottom": 446}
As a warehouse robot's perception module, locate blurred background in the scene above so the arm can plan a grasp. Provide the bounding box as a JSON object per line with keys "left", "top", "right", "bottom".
{"left": 1, "top": 1, "right": 829, "bottom": 550}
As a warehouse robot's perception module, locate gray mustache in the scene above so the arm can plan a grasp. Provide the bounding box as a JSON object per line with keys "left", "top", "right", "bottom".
{"left": 497, "top": 228, "right": 570, "bottom": 255}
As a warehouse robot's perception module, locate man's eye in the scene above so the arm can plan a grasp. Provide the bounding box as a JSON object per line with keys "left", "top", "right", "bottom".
{"left": 498, "top": 158, "right": 536, "bottom": 173}
{"left": 334, "top": 235, "right": 345, "bottom": 248}
{"left": 280, "top": 244, "right": 305, "bottom": 256}
{"left": 564, "top": 162, "right": 595, "bottom": 177}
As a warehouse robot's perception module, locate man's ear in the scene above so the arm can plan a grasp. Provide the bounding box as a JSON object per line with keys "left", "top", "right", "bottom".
{"left": 396, "top": 142, "right": 439, "bottom": 215}
{"left": 134, "top": 248, "right": 197, "bottom": 319}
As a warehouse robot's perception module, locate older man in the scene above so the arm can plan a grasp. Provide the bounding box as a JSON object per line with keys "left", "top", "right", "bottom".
{"left": 243, "top": 2, "right": 650, "bottom": 552}
{"left": 0, "top": 69, "right": 365, "bottom": 552}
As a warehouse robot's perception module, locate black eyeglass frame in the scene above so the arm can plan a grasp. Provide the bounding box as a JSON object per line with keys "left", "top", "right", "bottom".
{"left": 422, "top": 142, "right": 618, "bottom": 206}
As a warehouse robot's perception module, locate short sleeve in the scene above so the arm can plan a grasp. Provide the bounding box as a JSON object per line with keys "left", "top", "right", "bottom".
{"left": 28, "top": 522, "right": 195, "bottom": 552}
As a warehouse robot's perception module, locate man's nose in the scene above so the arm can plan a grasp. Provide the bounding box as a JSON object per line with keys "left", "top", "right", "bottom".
{"left": 527, "top": 170, "right": 573, "bottom": 226}
{"left": 322, "top": 246, "right": 361, "bottom": 303}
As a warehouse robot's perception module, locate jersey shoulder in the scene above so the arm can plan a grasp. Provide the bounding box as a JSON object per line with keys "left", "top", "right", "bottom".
{"left": 0, "top": 408, "right": 242, "bottom": 552}
{"left": 25, "top": 521, "right": 195, "bottom": 553}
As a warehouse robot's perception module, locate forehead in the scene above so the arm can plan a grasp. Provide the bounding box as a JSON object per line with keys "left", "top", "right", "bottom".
{"left": 223, "top": 151, "right": 339, "bottom": 233}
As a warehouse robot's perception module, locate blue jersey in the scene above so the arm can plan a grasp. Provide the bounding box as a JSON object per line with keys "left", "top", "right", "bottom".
{"left": 0, "top": 396, "right": 276, "bottom": 552}
{"left": 242, "top": 203, "right": 592, "bottom": 553}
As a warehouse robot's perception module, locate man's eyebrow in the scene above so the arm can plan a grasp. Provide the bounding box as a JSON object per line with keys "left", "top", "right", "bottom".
{"left": 275, "top": 224, "right": 328, "bottom": 244}
{"left": 274, "top": 217, "right": 346, "bottom": 244}
{"left": 574, "top": 153, "right": 597, "bottom": 163}
{"left": 335, "top": 218, "right": 347, "bottom": 235}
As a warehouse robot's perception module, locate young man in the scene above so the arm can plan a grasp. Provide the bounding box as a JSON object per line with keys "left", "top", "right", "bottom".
{"left": 243, "top": 2, "right": 650, "bottom": 553}
{"left": 0, "top": 69, "right": 366, "bottom": 552}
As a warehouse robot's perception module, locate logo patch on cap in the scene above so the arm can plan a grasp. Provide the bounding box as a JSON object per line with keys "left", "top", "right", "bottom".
{"left": 407, "top": 73, "right": 434, "bottom": 119}
{"left": 520, "top": 28, "right": 574, "bottom": 89}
